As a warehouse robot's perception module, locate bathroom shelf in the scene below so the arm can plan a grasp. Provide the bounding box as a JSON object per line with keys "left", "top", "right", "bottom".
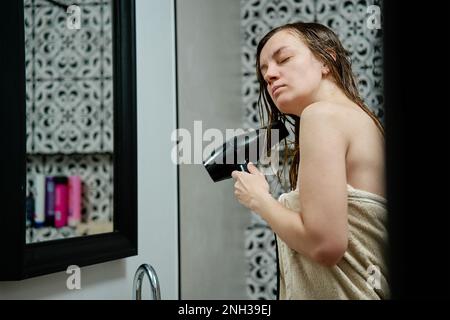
{"left": 26, "top": 221, "right": 114, "bottom": 243}
{"left": 25, "top": 152, "right": 114, "bottom": 242}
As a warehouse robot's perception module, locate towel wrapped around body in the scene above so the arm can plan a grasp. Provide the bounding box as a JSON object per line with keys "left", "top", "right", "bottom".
{"left": 276, "top": 184, "right": 390, "bottom": 299}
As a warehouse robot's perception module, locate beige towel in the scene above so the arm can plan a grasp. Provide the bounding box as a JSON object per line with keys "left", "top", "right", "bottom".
{"left": 276, "top": 184, "right": 390, "bottom": 299}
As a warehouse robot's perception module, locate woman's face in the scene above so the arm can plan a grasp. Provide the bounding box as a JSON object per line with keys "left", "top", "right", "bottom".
{"left": 259, "top": 30, "right": 325, "bottom": 115}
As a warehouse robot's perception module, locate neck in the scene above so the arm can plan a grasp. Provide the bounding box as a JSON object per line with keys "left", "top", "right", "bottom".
{"left": 295, "top": 78, "right": 353, "bottom": 117}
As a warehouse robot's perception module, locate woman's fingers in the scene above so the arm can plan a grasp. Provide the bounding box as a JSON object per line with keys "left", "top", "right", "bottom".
{"left": 247, "top": 162, "right": 263, "bottom": 176}
{"left": 231, "top": 170, "right": 240, "bottom": 180}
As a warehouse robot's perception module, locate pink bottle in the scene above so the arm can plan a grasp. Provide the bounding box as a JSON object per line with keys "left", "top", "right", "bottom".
{"left": 68, "top": 176, "right": 82, "bottom": 227}
{"left": 54, "top": 177, "right": 68, "bottom": 228}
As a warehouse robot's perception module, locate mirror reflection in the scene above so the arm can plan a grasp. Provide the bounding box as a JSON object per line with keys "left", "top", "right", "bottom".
{"left": 24, "top": 0, "right": 114, "bottom": 243}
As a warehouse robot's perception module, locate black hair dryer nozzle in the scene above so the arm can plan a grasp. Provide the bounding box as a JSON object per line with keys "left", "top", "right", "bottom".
{"left": 203, "top": 120, "right": 289, "bottom": 182}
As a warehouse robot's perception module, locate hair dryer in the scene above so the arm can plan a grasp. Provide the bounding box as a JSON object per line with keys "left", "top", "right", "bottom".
{"left": 203, "top": 120, "right": 289, "bottom": 182}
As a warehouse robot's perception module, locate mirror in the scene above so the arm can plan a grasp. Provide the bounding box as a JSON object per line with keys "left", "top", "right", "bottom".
{"left": 0, "top": 0, "right": 137, "bottom": 280}
{"left": 23, "top": 0, "right": 114, "bottom": 243}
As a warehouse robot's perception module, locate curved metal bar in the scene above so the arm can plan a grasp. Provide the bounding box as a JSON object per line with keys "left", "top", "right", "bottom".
{"left": 132, "top": 263, "right": 161, "bottom": 300}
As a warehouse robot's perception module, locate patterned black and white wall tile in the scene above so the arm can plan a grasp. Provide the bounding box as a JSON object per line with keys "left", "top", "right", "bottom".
{"left": 26, "top": 225, "right": 76, "bottom": 244}
{"left": 24, "top": 0, "right": 114, "bottom": 242}
{"left": 245, "top": 225, "right": 278, "bottom": 300}
{"left": 24, "top": 0, "right": 113, "bottom": 154}
{"left": 241, "top": 0, "right": 384, "bottom": 299}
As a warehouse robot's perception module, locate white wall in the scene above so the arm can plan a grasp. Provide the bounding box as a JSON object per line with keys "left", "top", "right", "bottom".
{"left": 0, "top": 0, "right": 178, "bottom": 299}
{"left": 177, "top": 0, "right": 250, "bottom": 299}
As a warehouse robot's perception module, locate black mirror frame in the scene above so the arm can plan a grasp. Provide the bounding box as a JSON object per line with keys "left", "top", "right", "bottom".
{"left": 0, "top": 0, "right": 137, "bottom": 280}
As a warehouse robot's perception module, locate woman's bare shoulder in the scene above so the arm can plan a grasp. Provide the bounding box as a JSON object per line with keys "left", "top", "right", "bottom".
{"left": 301, "top": 101, "right": 375, "bottom": 133}
{"left": 301, "top": 101, "right": 343, "bottom": 117}
{"left": 300, "top": 101, "right": 361, "bottom": 135}
{"left": 298, "top": 102, "right": 349, "bottom": 150}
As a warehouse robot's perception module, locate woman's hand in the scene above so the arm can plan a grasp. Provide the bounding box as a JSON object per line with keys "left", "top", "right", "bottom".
{"left": 231, "top": 162, "right": 270, "bottom": 212}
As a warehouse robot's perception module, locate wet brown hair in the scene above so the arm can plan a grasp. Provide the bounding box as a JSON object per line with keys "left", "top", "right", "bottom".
{"left": 255, "top": 22, "right": 385, "bottom": 190}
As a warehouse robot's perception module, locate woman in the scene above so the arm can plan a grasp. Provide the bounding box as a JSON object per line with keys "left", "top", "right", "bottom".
{"left": 231, "top": 22, "right": 389, "bottom": 299}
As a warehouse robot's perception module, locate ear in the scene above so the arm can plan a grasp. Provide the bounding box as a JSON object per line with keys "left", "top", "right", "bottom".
{"left": 326, "top": 49, "right": 337, "bottom": 62}
{"left": 322, "top": 50, "right": 336, "bottom": 75}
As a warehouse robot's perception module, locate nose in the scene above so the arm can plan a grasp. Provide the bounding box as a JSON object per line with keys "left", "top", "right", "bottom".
{"left": 264, "top": 63, "right": 280, "bottom": 85}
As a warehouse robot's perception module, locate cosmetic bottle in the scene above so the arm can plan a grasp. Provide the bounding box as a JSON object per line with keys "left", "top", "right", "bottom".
{"left": 34, "top": 174, "right": 46, "bottom": 227}
{"left": 45, "top": 176, "right": 55, "bottom": 226}
{"left": 54, "top": 176, "right": 68, "bottom": 228}
{"left": 25, "top": 192, "right": 35, "bottom": 228}
{"left": 68, "top": 175, "right": 82, "bottom": 227}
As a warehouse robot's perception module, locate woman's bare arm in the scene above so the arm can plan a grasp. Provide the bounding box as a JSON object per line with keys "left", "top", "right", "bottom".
{"left": 252, "top": 102, "right": 350, "bottom": 267}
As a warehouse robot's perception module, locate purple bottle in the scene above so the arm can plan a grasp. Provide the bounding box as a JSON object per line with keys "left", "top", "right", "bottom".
{"left": 45, "top": 177, "right": 55, "bottom": 226}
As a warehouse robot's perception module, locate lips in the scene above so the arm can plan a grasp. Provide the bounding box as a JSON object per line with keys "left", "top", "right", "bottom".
{"left": 271, "top": 84, "right": 285, "bottom": 97}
